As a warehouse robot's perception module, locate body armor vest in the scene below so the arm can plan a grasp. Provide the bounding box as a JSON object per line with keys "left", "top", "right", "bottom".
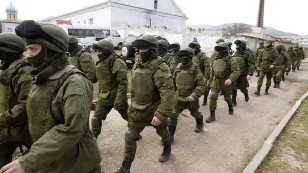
{"left": 212, "top": 58, "right": 227, "bottom": 79}
{"left": 175, "top": 63, "right": 197, "bottom": 102}
{"left": 130, "top": 58, "right": 164, "bottom": 110}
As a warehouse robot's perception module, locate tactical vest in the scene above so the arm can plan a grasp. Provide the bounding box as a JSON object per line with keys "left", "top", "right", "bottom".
{"left": 212, "top": 57, "right": 228, "bottom": 79}
{"left": 130, "top": 58, "right": 164, "bottom": 110}
{"left": 261, "top": 49, "right": 275, "bottom": 70}
{"left": 96, "top": 55, "right": 118, "bottom": 99}
{"left": 162, "top": 53, "right": 172, "bottom": 66}
{"left": 233, "top": 56, "right": 246, "bottom": 74}
{"left": 175, "top": 63, "right": 198, "bottom": 102}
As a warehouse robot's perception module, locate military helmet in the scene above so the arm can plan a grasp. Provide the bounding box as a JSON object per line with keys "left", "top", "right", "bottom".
{"left": 275, "top": 45, "right": 283, "bottom": 51}
{"left": 216, "top": 38, "right": 225, "bottom": 44}
{"left": 132, "top": 35, "right": 158, "bottom": 49}
{"left": 214, "top": 42, "right": 229, "bottom": 52}
{"left": 158, "top": 40, "right": 169, "bottom": 49}
{"left": 15, "top": 20, "right": 69, "bottom": 53}
{"left": 93, "top": 39, "right": 114, "bottom": 53}
{"left": 170, "top": 42, "right": 180, "bottom": 49}
{"left": 234, "top": 40, "right": 246, "bottom": 47}
{"left": 259, "top": 41, "right": 264, "bottom": 46}
{"left": 68, "top": 36, "right": 79, "bottom": 45}
{"left": 0, "top": 33, "right": 26, "bottom": 53}
{"left": 176, "top": 47, "right": 194, "bottom": 58}
{"left": 188, "top": 41, "right": 200, "bottom": 49}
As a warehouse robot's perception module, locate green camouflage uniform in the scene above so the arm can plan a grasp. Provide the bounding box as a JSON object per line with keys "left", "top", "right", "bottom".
{"left": 256, "top": 46, "right": 279, "bottom": 93}
{"left": 209, "top": 54, "right": 240, "bottom": 111}
{"left": 124, "top": 57, "right": 174, "bottom": 163}
{"left": 18, "top": 64, "right": 101, "bottom": 173}
{"left": 273, "top": 47, "right": 290, "bottom": 85}
{"left": 68, "top": 46, "right": 97, "bottom": 83}
{"left": 232, "top": 49, "right": 255, "bottom": 101}
{"left": 287, "top": 47, "right": 297, "bottom": 71}
{"left": 91, "top": 53, "right": 128, "bottom": 137}
{"left": 293, "top": 46, "right": 301, "bottom": 70}
{"left": 0, "top": 58, "right": 33, "bottom": 167}
{"left": 160, "top": 52, "right": 177, "bottom": 75}
{"left": 169, "top": 62, "right": 205, "bottom": 133}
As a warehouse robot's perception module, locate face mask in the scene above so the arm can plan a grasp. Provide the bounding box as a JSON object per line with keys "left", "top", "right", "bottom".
{"left": 140, "top": 50, "right": 152, "bottom": 63}
{"left": 27, "top": 47, "right": 46, "bottom": 67}
{"left": 181, "top": 57, "right": 191, "bottom": 66}
{"left": 265, "top": 42, "right": 272, "bottom": 48}
{"left": 68, "top": 44, "right": 78, "bottom": 54}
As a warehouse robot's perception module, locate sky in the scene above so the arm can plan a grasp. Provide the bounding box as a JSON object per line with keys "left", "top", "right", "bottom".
{"left": 0, "top": 0, "right": 307, "bottom": 36}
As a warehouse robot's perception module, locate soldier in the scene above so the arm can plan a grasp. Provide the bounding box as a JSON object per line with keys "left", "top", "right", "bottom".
{"left": 254, "top": 40, "right": 279, "bottom": 96}
{"left": 206, "top": 42, "right": 240, "bottom": 123}
{"left": 168, "top": 48, "right": 205, "bottom": 143}
{"left": 188, "top": 41, "right": 211, "bottom": 106}
{"left": 68, "top": 36, "right": 97, "bottom": 83}
{"left": 231, "top": 40, "right": 255, "bottom": 106}
{"left": 287, "top": 46, "right": 297, "bottom": 72}
{"left": 273, "top": 45, "right": 290, "bottom": 88}
{"left": 255, "top": 41, "right": 264, "bottom": 77}
{"left": 211, "top": 38, "right": 225, "bottom": 96}
{"left": 116, "top": 35, "right": 174, "bottom": 173}
{"left": 293, "top": 45, "right": 301, "bottom": 70}
{"left": 0, "top": 20, "right": 101, "bottom": 173}
{"left": 91, "top": 40, "right": 129, "bottom": 138}
{"left": 0, "top": 33, "right": 33, "bottom": 168}
{"left": 170, "top": 42, "right": 181, "bottom": 66}
{"left": 158, "top": 40, "right": 176, "bottom": 75}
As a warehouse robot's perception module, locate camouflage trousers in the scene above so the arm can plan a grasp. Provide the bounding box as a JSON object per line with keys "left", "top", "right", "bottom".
{"left": 232, "top": 75, "right": 249, "bottom": 97}
{"left": 169, "top": 99, "right": 203, "bottom": 126}
{"left": 209, "top": 84, "right": 232, "bottom": 111}
{"left": 91, "top": 103, "right": 128, "bottom": 137}
{"left": 257, "top": 71, "right": 273, "bottom": 88}
{"left": 273, "top": 68, "right": 285, "bottom": 82}
{"left": 123, "top": 125, "right": 171, "bottom": 163}
{"left": 291, "top": 59, "right": 298, "bottom": 71}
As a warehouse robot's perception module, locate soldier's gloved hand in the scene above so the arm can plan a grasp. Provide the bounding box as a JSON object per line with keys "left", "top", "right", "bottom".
{"left": 269, "top": 64, "right": 275, "bottom": 69}
{"left": 225, "top": 79, "right": 232, "bottom": 86}
{"left": 247, "top": 75, "right": 252, "bottom": 80}
{"left": 186, "top": 96, "right": 195, "bottom": 102}
{"left": 151, "top": 116, "right": 161, "bottom": 127}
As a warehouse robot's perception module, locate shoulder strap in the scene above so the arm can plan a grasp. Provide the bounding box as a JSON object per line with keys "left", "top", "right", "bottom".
{"left": 76, "top": 50, "right": 87, "bottom": 70}
{"left": 49, "top": 69, "right": 88, "bottom": 124}
{"left": 10, "top": 60, "right": 31, "bottom": 95}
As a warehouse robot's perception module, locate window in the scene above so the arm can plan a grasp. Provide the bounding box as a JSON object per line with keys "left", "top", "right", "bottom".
{"left": 154, "top": 0, "right": 158, "bottom": 9}
{"left": 89, "top": 18, "right": 94, "bottom": 24}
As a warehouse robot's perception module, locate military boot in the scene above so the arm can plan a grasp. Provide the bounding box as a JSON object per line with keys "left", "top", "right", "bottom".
{"left": 159, "top": 145, "right": 171, "bottom": 162}
{"left": 206, "top": 110, "right": 216, "bottom": 123}
{"left": 168, "top": 125, "right": 177, "bottom": 144}
{"left": 116, "top": 160, "right": 131, "bottom": 173}
{"left": 228, "top": 103, "right": 234, "bottom": 114}
{"left": 202, "top": 96, "right": 207, "bottom": 106}
{"left": 264, "top": 87, "right": 270, "bottom": 95}
{"left": 232, "top": 96, "right": 237, "bottom": 106}
{"left": 194, "top": 117, "right": 204, "bottom": 133}
{"left": 244, "top": 93, "right": 249, "bottom": 102}
{"left": 254, "top": 86, "right": 261, "bottom": 96}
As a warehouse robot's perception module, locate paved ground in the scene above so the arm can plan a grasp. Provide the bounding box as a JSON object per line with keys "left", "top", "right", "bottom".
{"left": 95, "top": 59, "right": 308, "bottom": 173}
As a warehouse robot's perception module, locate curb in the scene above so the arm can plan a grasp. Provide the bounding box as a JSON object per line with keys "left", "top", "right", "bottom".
{"left": 242, "top": 91, "right": 308, "bottom": 173}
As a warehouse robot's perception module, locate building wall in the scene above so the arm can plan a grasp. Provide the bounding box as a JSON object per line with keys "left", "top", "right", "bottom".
{"left": 62, "top": 7, "right": 112, "bottom": 27}
{"left": 110, "top": 7, "right": 185, "bottom": 29}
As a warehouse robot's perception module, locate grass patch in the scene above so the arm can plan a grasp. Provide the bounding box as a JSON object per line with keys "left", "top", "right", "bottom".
{"left": 255, "top": 96, "right": 308, "bottom": 173}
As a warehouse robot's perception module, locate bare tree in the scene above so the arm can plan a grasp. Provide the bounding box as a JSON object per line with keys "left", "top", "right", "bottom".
{"left": 223, "top": 23, "right": 252, "bottom": 35}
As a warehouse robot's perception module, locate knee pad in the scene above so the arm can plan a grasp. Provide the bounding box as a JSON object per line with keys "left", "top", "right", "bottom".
{"left": 125, "top": 130, "right": 138, "bottom": 144}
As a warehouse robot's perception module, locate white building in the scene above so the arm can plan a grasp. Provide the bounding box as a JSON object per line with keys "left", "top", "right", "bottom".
{"left": 41, "top": 0, "right": 187, "bottom": 30}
